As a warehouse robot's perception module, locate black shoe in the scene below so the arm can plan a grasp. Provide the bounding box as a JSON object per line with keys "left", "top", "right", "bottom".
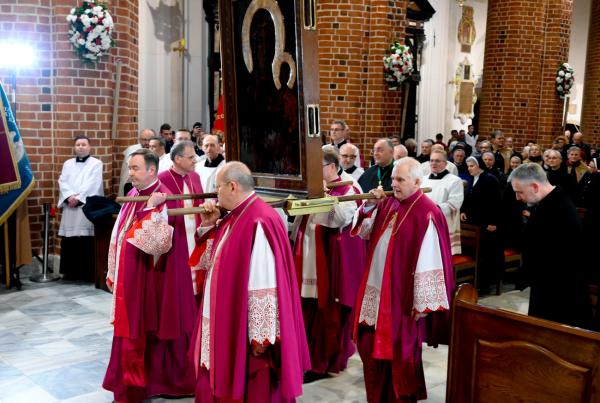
{"left": 303, "top": 371, "right": 330, "bottom": 384}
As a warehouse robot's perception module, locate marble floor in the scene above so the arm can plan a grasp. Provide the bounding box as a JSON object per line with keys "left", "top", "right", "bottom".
{"left": 0, "top": 264, "right": 529, "bottom": 403}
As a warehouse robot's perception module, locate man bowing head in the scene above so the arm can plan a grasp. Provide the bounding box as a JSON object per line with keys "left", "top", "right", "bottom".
{"left": 351, "top": 157, "right": 455, "bottom": 402}
{"left": 190, "top": 161, "right": 310, "bottom": 402}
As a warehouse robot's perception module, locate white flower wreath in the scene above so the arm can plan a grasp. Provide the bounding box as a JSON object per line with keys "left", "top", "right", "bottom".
{"left": 556, "top": 63, "right": 575, "bottom": 99}
{"left": 383, "top": 41, "right": 414, "bottom": 90}
{"left": 67, "top": 1, "right": 114, "bottom": 62}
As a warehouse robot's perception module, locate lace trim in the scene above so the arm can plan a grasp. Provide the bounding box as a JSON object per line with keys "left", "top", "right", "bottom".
{"left": 107, "top": 240, "right": 116, "bottom": 283}
{"left": 413, "top": 268, "right": 449, "bottom": 313}
{"left": 357, "top": 216, "right": 375, "bottom": 239}
{"left": 200, "top": 316, "right": 210, "bottom": 370}
{"left": 198, "top": 239, "right": 213, "bottom": 271}
{"left": 127, "top": 211, "right": 173, "bottom": 255}
{"left": 359, "top": 284, "right": 380, "bottom": 326}
{"left": 248, "top": 288, "right": 280, "bottom": 346}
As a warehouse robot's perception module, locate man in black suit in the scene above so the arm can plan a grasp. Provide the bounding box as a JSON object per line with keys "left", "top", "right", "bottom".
{"left": 509, "top": 163, "right": 590, "bottom": 327}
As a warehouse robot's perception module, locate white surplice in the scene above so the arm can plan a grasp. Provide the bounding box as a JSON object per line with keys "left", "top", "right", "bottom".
{"left": 195, "top": 156, "right": 225, "bottom": 193}
{"left": 421, "top": 172, "right": 464, "bottom": 254}
{"left": 198, "top": 193, "right": 280, "bottom": 370}
{"left": 58, "top": 156, "right": 104, "bottom": 237}
{"left": 290, "top": 185, "right": 358, "bottom": 299}
{"left": 352, "top": 206, "right": 450, "bottom": 326}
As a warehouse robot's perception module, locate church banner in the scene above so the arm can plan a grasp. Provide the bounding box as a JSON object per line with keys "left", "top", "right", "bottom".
{"left": 0, "top": 81, "right": 34, "bottom": 225}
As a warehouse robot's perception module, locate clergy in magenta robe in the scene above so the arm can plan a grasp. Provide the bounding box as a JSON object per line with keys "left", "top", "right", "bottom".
{"left": 158, "top": 141, "right": 205, "bottom": 297}
{"left": 351, "top": 158, "right": 455, "bottom": 402}
{"left": 103, "top": 149, "right": 197, "bottom": 402}
{"left": 291, "top": 150, "right": 366, "bottom": 378}
{"left": 189, "top": 161, "right": 310, "bottom": 402}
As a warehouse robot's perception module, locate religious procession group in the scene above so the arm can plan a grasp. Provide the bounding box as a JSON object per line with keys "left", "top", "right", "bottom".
{"left": 56, "top": 119, "right": 599, "bottom": 402}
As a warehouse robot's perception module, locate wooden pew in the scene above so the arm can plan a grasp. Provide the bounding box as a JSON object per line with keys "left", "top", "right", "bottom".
{"left": 447, "top": 284, "right": 600, "bottom": 402}
{"left": 452, "top": 223, "right": 480, "bottom": 288}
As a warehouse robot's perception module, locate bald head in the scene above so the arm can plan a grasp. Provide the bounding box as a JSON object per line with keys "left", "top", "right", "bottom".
{"left": 339, "top": 143, "right": 359, "bottom": 169}
{"left": 219, "top": 161, "right": 254, "bottom": 191}
{"left": 216, "top": 161, "right": 255, "bottom": 210}
{"left": 202, "top": 134, "right": 221, "bottom": 161}
{"left": 431, "top": 144, "right": 445, "bottom": 152}
{"left": 393, "top": 144, "right": 408, "bottom": 160}
{"left": 139, "top": 128, "right": 155, "bottom": 148}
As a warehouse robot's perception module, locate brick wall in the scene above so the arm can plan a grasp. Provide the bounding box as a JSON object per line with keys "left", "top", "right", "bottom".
{"left": 0, "top": 0, "right": 138, "bottom": 254}
{"left": 317, "top": 0, "right": 407, "bottom": 162}
{"left": 581, "top": 0, "right": 600, "bottom": 145}
{"left": 478, "top": 0, "right": 572, "bottom": 148}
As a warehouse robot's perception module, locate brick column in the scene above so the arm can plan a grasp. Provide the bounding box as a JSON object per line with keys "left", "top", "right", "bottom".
{"left": 581, "top": 0, "right": 600, "bottom": 144}
{"left": 0, "top": 0, "right": 138, "bottom": 252}
{"left": 479, "top": 0, "right": 572, "bottom": 148}
{"left": 317, "top": 0, "right": 406, "bottom": 160}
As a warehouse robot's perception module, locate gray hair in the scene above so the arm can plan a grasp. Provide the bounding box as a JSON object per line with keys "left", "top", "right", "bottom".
{"left": 508, "top": 163, "right": 549, "bottom": 185}
{"left": 332, "top": 119, "right": 349, "bottom": 130}
{"left": 375, "top": 138, "right": 394, "bottom": 150}
{"left": 431, "top": 148, "right": 448, "bottom": 161}
{"left": 394, "top": 144, "right": 408, "bottom": 154}
{"left": 150, "top": 136, "right": 166, "bottom": 148}
{"left": 323, "top": 148, "right": 340, "bottom": 169}
{"left": 567, "top": 146, "right": 582, "bottom": 155}
{"left": 340, "top": 142, "right": 359, "bottom": 156}
{"left": 221, "top": 161, "right": 255, "bottom": 191}
{"left": 394, "top": 157, "right": 421, "bottom": 181}
{"left": 321, "top": 144, "right": 338, "bottom": 155}
{"left": 170, "top": 140, "right": 195, "bottom": 161}
{"left": 404, "top": 138, "right": 417, "bottom": 148}
{"left": 482, "top": 151, "right": 495, "bottom": 161}
{"left": 547, "top": 149, "right": 562, "bottom": 160}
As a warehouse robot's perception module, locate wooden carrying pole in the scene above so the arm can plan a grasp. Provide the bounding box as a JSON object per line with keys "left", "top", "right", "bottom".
{"left": 116, "top": 182, "right": 354, "bottom": 203}
{"left": 167, "top": 188, "right": 431, "bottom": 217}
{"left": 116, "top": 192, "right": 217, "bottom": 203}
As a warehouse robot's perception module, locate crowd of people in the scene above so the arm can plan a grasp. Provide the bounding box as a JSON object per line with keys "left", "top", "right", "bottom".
{"left": 54, "top": 119, "right": 599, "bottom": 402}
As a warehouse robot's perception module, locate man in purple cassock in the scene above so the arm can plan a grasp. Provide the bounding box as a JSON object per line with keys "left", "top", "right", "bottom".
{"left": 158, "top": 140, "right": 205, "bottom": 298}
{"left": 189, "top": 161, "right": 310, "bottom": 402}
{"left": 351, "top": 157, "right": 455, "bottom": 402}
{"left": 291, "top": 149, "right": 366, "bottom": 381}
{"left": 103, "top": 148, "right": 197, "bottom": 402}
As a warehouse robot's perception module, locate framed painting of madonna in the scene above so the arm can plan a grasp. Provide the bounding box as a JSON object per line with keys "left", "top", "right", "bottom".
{"left": 219, "top": 0, "right": 323, "bottom": 198}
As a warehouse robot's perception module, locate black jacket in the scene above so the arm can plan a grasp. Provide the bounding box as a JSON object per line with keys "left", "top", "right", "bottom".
{"left": 462, "top": 171, "right": 502, "bottom": 227}
{"left": 358, "top": 163, "right": 393, "bottom": 192}
{"left": 522, "top": 187, "right": 590, "bottom": 326}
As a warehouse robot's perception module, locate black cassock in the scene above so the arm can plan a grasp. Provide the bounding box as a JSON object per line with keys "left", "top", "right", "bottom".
{"left": 522, "top": 186, "right": 590, "bottom": 327}
{"left": 357, "top": 163, "right": 393, "bottom": 192}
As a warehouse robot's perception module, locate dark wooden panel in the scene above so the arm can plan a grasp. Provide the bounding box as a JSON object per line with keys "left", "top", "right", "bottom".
{"left": 447, "top": 284, "right": 600, "bottom": 403}
{"left": 474, "top": 340, "right": 590, "bottom": 403}
{"left": 220, "top": 0, "right": 323, "bottom": 198}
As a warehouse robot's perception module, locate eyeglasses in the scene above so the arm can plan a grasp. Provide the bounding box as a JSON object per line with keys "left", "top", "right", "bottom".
{"left": 322, "top": 162, "right": 333, "bottom": 167}
{"left": 215, "top": 181, "right": 231, "bottom": 190}
{"left": 340, "top": 154, "right": 356, "bottom": 159}
{"left": 430, "top": 159, "right": 444, "bottom": 163}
